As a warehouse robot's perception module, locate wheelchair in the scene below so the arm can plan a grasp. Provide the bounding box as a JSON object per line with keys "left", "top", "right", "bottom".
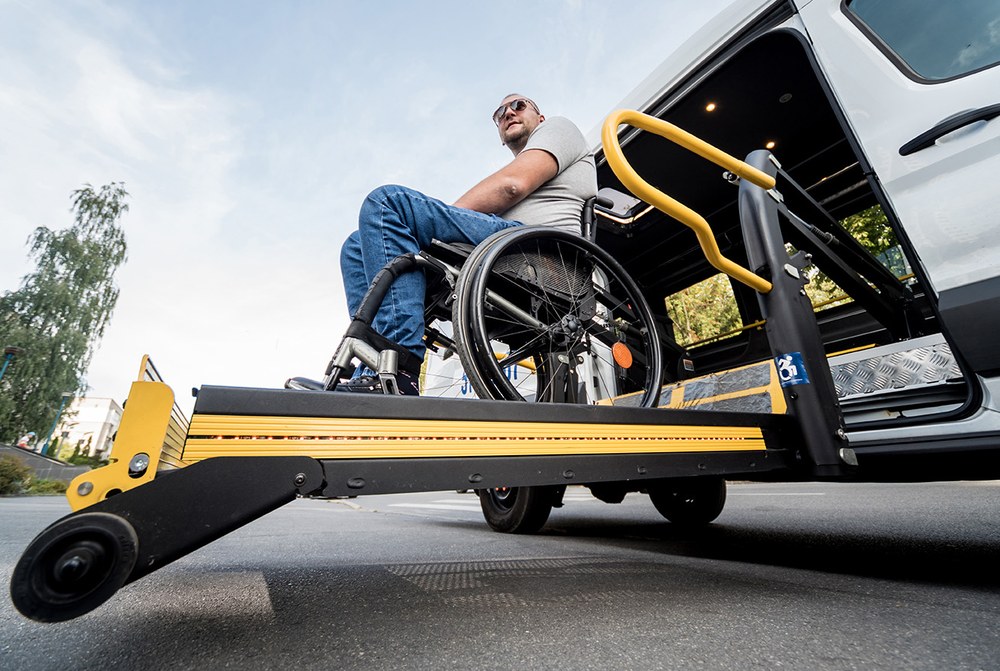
{"left": 290, "top": 197, "right": 665, "bottom": 408}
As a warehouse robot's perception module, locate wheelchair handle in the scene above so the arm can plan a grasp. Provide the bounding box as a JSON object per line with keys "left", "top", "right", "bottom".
{"left": 601, "top": 109, "right": 774, "bottom": 294}
{"left": 581, "top": 196, "right": 615, "bottom": 242}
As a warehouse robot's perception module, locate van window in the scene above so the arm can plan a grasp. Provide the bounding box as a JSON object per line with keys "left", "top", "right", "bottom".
{"left": 845, "top": 0, "right": 1000, "bottom": 80}
{"left": 665, "top": 274, "right": 743, "bottom": 347}
{"left": 802, "top": 205, "right": 912, "bottom": 311}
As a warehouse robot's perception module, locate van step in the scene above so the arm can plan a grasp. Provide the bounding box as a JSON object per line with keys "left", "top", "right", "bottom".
{"left": 830, "top": 333, "right": 960, "bottom": 400}
{"left": 647, "top": 333, "right": 961, "bottom": 414}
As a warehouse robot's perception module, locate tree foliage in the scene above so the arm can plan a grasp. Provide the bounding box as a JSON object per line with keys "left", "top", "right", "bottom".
{"left": 665, "top": 273, "right": 743, "bottom": 346}
{"left": 665, "top": 205, "right": 900, "bottom": 345}
{"left": 840, "top": 205, "right": 896, "bottom": 257}
{"left": 0, "top": 183, "right": 129, "bottom": 443}
{"left": 0, "top": 454, "right": 32, "bottom": 495}
{"left": 803, "top": 205, "right": 899, "bottom": 307}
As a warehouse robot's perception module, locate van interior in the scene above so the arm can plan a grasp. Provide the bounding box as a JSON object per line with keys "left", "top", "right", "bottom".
{"left": 593, "top": 25, "right": 968, "bottom": 429}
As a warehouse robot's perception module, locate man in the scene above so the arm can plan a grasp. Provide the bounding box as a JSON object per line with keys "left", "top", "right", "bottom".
{"left": 338, "top": 94, "right": 597, "bottom": 395}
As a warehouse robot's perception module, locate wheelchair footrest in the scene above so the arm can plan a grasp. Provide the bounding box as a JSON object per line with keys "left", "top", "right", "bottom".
{"left": 339, "top": 320, "right": 423, "bottom": 376}
{"left": 285, "top": 376, "right": 326, "bottom": 391}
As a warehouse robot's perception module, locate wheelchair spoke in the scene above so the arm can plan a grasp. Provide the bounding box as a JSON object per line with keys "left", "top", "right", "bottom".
{"left": 591, "top": 284, "right": 638, "bottom": 322}
{"left": 501, "top": 262, "right": 583, "bottom": 322}
{"left": 451, "top": 227, "right": 662, "bottom": 407}
{"left": 499, "top": 334, "right": 553, "bottom": 370}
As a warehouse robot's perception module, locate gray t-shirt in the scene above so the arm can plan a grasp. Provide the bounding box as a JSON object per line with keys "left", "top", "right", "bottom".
{"left": 501, "top": 116, "right": 597, "bottom": 232}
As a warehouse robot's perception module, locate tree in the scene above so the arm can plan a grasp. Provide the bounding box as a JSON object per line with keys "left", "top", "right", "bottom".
{"left": 803, "top": 205, "right": 900, "bottom": 307}
{"left": 665, "top": 273, "right": 743, "bottom": 346}
{"left": 664, "top": 205, "right": 901, "bottom": 345}
{"left": 840, "top": 204, "right": 896, "bottom": 257}
{"left": 0, "top": 183, "right": 128, "bottom": 443}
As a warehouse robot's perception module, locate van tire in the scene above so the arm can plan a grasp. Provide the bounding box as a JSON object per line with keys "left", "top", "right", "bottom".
{"left": 478, "top": 486, "right": 555, "bottom": 534}
{"left": 648, "top": 477, "right": 726, "bottom": 527}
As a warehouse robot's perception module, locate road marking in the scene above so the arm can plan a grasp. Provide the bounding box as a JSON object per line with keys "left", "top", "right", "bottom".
{"left": 729, "top": 492, "right": 826, "bottom": 496}
{"left": 432, "top": 495, "right": 597, "bottom": 504}
{"left": 390, "top": 503, "right": 482, "bottom": 512}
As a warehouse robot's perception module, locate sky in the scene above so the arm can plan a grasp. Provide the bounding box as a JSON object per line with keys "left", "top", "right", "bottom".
{"left": 1, "top": 0, "right": 731, "bottom": 415}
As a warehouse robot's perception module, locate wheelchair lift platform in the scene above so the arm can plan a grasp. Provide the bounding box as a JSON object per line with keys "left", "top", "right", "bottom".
{"left": 10, "top": 110, "right": 856, "bottom": 622}
{"left": 8, "top": 365, "right": 820, "bottom": 623}
{"left": 185, "top": 384, "right": 796, "bottom": 494}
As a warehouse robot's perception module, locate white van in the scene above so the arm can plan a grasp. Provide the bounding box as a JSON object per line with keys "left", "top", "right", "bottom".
{"left": 587, "top": 0, "right": 1000, "bottom": 478}
{"left": 13, "top": 1, "right": 1000, "bottom": 624}
{"left": 423, "top": 0, "right": 1000, "bottom": 479}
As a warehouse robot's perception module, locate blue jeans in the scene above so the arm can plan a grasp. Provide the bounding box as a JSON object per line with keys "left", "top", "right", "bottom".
{"left": 340, "top": 185, "right": 521, "bottom": 363}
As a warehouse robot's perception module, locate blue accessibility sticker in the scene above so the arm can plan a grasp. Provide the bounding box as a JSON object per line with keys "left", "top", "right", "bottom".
{"left": 775, "top": 352, "right": 810, "bottom": 387}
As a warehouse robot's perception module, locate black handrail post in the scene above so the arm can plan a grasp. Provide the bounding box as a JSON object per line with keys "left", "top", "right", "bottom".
{"left": 738, "top": 150, "right": 852, "bottom": 478}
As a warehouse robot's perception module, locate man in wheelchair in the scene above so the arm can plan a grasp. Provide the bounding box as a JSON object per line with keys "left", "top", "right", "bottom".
{"left": 336, "top": 94, "right": 598, "bottom": 396}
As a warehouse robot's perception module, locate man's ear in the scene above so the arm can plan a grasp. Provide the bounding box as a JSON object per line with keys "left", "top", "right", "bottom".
{"left": 538, "top": 114, "right": 545, "bottom": 123}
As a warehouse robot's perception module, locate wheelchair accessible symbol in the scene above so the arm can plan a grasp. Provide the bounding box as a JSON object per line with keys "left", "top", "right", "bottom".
{"left": 775, "top": 352, "right": 810, "bottom": 387}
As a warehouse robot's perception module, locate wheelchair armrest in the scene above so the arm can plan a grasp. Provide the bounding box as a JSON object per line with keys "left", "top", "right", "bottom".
{"left": 580, "top": 195, "right": 618, "bottom": 242}
{"left": 425, "top": 239, "right": 475, "bottom": 264}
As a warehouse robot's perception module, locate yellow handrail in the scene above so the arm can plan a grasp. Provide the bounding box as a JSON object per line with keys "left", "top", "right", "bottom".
{"left": 601, "top": 109, "right": 774, "bottom": 294}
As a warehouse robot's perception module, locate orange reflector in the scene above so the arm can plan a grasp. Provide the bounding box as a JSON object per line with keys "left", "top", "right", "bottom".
{"left": 612, "top": 342, "right": 633, "bottom": 369}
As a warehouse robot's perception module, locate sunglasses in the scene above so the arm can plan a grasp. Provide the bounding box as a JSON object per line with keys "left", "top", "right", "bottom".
{"left": 492, "top": 98, "right": 536, "bottom": 125}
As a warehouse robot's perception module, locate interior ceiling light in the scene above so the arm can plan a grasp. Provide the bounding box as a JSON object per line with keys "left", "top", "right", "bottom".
{"left": 705, "top": 102, "right": 717, "bottom": 112}
{"left": 765, "top": 140, "right": 777, "bottom": 149}
{"left": 779, "top": 93, "right": 793, "bottom": 103}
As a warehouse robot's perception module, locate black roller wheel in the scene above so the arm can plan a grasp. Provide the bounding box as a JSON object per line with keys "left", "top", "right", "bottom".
{"left": 453, "top": 227, "right": 662, "bottom": 407}
{"left": 478, "top": 486, "right": 558, "bottom": 534}
{"left": 10, "top": 512, "right": 138, "bottom": 622}
{"left": 648, "top": 477, "right": 727, "bottom": 527}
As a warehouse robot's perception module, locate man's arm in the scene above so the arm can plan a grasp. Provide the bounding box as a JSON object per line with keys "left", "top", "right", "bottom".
{"left": 453, "top": 149, "right": 558, "bottom": 214}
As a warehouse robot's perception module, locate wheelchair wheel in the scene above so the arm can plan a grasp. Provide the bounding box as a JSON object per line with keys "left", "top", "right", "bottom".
{"left": 452, "top": 227, "right": 663, "bottom": 407}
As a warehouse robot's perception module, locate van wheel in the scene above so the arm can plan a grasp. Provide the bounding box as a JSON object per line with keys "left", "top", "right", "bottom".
{"left": 648, "top": 477, "right": 726, "bottom": 527}
{"left": 478, "top": 486, "right": 555, "bottom": 533}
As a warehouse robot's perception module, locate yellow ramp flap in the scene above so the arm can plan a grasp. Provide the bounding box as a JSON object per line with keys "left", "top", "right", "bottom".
{"left": 67, "top": 355, "right": 190, "bottom": 511}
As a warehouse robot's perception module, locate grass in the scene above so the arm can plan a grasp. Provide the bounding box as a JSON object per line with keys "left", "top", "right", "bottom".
{"left": 26, "top": 477, "right": 69, "bottom": 495}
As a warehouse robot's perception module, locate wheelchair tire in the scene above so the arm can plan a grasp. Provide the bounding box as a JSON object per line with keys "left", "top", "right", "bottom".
{"left": 449, "top": 230, "right": 516, "bottom": 401}
{"left": 453, "top": 227, "right": 663, "bottom": 407}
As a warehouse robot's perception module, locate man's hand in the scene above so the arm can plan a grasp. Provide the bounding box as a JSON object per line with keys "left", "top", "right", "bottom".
{"left": 453, "top": 148, "right": 558, "bottom": 214}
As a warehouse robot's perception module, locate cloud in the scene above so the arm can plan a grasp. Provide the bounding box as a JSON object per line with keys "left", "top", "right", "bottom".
{"left": 954, "top": 17, "right": 1000, "bottom": 70}
{"left": 3, "top": 0, "right": 734, "bottom": 416}
{"left": 0, "top": 3, "right": 254, "bottom": 410}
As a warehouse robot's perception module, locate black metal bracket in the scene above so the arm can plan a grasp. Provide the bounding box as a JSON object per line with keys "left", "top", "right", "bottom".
{"left": 773, "top": 166, "right": 917, "bottom": 339}
{"left": 10, "top": 457, "right": 326, "bottom": 622}
{"left": 739, "top": 151, "right": 853, "bottom": 478}
{"left": 90, "top": 457, "right": 325, "bottom": 584}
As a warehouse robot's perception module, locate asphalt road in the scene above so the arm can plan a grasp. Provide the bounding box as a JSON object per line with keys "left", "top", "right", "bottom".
{"left": 2, "top": 481, "right": 999, "bottom": 670}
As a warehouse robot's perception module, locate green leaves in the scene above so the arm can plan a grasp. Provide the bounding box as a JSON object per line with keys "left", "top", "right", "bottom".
{"left": 665, "top": 273, "right": 743, "bottom": 347}
{"left": 0, "top": 183, "right": 129, "bottom": 444}
{"left": 664, "top": 206, "right": 901, "bottom": 348}
{"left": 803, "top": 205, "right": 901, "bottom": 308}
